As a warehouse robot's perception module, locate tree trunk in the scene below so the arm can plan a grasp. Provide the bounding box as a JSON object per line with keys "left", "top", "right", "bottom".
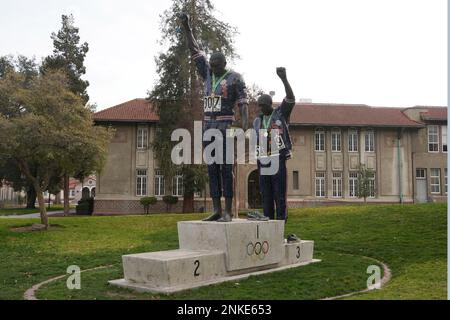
{"left": 55, "top": 191, "right": 61, "bottom": 205}
{"left": 36, "top": 189, "right": 48, "bottom": 228}
{"left": 183, "top": 192, "right": 194, "bottom": 213}
{"left": 63, "top": 173, "right": 70, "bottom": 215}
{"left": 26, "top": 185, "right": 36, "bottom": 209}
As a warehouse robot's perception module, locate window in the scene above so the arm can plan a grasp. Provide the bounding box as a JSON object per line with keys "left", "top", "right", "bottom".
{"left": 445, "top": 168, "right": 448, "bottom": 194}
{"left": 293, "top": 171, "right": 299, "bottom": 190}
{"left": 368, "top": 172, "right": 375, "bottom": 198}
{"left": 136, "top": 169, "right": 147, "bottom": 196}
{"left": 315, "top": 129, "right": 325, "bottom": 152}
{"left": 416, "top": 169, "right": 426, "bottom": 179}
{"left": 349, "top": 172, "right": 358, "bottom": 198}
{"left": 172, "top": 171, "right": 184, "bottom": 197}
{"left": 194, "top": 191, "right": 202, "bottom": 198}
{"left": 348, "top": 130, "right": 358, "bottom": 152}
{"left": 365, "top": 130, "right": 375, "bottom": 152}
{"left": 428, "top": 126, "right": 439, "bottom": 152}
{"left": 332, "top": 172, "right": 343, "bottom": 198}
{"left": 430, "top": 168, "right": 440, "bottom": 194}
{"left": 154, "top": 169, "right": 165, "bottom": 196}
{"left": 70, "top": 190, "right": 75, "bottom": 197}
{"left": 315, "top": 172, "right": 326, "bottom": 197}
{"left": 331, "top": 131, "right": 341, "bottom": 152}
{"left": 442, "top": 126, "right": 447, "bottom": 152}
{"left": 137, "top": 127, "right": 148, "bottom": 149}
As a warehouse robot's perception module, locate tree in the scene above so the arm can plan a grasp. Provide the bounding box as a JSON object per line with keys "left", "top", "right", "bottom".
{"left": 140, "top": 196, "right": 157, "bottom": 215}
{"left": 163, "top": 195, "right": 179, "bottom": 213}
{"left": 0, "top": 70, "right": 112, "bottom": 228}
{"left": 41, "top": 14, "right": 91, "bottom": 215}
{"left": 356, "top": 164, "right": 375, "bottom": 203}
{"left": 0, "top": 55, "right": 41, "bottom": 208}
{"left": 149, "top": 0, "right": 238, "bottom": 212}
{"left": 41, "top": 14, "right": 89, "bottom": 104}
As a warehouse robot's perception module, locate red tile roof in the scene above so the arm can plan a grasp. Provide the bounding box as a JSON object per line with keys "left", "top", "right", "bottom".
{"left": 95, "top": 98, "right": 433, "bottom": 127}
{"left": 93, "top": 99, "right": 158, "bottom": 122}
{"left": 288, "top": 103, "right": 424, "bottom": 127}
{"left": 418, "top": 107, "right": 448, "bottom": 121}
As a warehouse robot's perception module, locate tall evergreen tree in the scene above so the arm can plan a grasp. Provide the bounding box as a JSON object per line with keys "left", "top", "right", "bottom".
{"left": 41, "top": 14, "right": 90, "bottom": 214}
{"left": 41, "top": 14, "right": 89, "bottom": 104}
{"left": 149, "top": 0, "right": 238, "bottom": 213}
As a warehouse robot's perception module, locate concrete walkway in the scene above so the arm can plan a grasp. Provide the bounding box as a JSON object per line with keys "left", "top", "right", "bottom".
{"left": 0, "top": 209, "right": 75, "bottom": 219}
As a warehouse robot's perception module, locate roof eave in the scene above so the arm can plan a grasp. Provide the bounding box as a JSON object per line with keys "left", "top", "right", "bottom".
{"left": 290, "top": 123, "right": 425, "bottom": 128}
{"left": 94, "top": 119, "right": 158, "bottom": 124}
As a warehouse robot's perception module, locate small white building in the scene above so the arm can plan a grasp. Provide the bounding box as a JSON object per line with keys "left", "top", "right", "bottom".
{"left": 0, "top": 181, "right": 25, "bottom": 207}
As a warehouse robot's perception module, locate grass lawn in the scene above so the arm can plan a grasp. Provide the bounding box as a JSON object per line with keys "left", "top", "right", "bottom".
{"left": 0, "top": 203, "right": 446, "bottom": 300}
{"left": 0, "top": 205, "right": 70, "bottom": 216}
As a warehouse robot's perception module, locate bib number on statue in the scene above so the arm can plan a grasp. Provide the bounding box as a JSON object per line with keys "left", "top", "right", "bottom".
{"left": 204, "top": 96, "right": 222, "bottom": 113}
{"left": 274, "top": 133, "right": 286, "bottom": 150}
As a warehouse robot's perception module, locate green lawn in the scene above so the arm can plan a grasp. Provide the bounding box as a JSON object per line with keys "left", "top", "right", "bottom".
{"left": 0, "top": 205, "right": 70, "bottom": 216}
{"left": 0, "top": 203, "right": 446, "bottom": 300}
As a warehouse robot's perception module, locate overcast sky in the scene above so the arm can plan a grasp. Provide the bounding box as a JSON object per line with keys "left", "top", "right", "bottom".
{"left": 0, "top": 0, "right": 447, "bottom": 110}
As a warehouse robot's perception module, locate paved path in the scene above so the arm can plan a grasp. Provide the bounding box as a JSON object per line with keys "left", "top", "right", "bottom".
{"left": 0, "top": 210, "right": 75, "bottom": 219}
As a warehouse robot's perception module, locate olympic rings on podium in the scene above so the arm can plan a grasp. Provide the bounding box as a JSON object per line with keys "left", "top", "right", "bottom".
{"left": 246, "top": 241, "right": 270, "bottom": 257}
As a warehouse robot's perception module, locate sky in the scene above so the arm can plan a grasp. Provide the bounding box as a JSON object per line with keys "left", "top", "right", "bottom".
{"left": 0, "top": 0, "right": 447, "bottom": 110}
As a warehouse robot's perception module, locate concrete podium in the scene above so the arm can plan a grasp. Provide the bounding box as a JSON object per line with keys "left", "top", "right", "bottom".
{"left": 109, "top": 219, "right": 319, "bottom": 294}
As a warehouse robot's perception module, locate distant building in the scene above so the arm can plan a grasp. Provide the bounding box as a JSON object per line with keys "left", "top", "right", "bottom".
{"left": 0, "top": 181, "right": 25, "bottom": 207}
{"left": 92, "top": 99, "right": 447, "bottom": 215}
{"left": 69, "top": 176, "right": 96, "bottom": 203}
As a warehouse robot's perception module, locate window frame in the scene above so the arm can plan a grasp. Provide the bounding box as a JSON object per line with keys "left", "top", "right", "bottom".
{"left": 445, "top": 168, "right": 448, "bottom": 195}
{"left": 368, "top": 172, "right": 376, "bottom": 198}
{"left": 349, "top": 172, "right": 358, "bottom": 198}
{"left": 430, "top": 168, "right": 441, "bottom": 194}
{"left": 137, "top": 126, "right": 149, "bottom": 150}
{"left": 172, "top": 171, "right": 184, "bottom": 197}
{"left": 428, "top": 125, "right": 440, "bottom": 153}
{"left": 416, "top": 168, "right": 427, "bottom": 180}
{"left": 315, "top": 129, "right": 325, "bottom": 152}
{"left": 154, "top": 169, "right": 165, "bottom": 197}
{"left": 293, "top": 171, "right": 299, "bottom": 190}
{"left": 315, "top": 172, "right": 326, "bottom": 198}
{"left": 365, "top": 129, "right": 375, "bottom": 152}
{"left": 332, "top": 172, "right": 343, "bottom": 198}
{"left": 331, "top": 130, "right": 342, "bottom": 152}
{"left": 442, "top": 125, "right": 447, "bottom": 153}
{"left": 348, "top": 129, "right": 359, "bottom": 152}
{"left": 136, "top": 169, "right": 148, "bottom": 197}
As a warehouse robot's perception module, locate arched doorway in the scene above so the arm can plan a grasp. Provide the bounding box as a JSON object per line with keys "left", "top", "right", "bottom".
{"left": 82, "top": 187, "right": 90, "bottom": 199}
{"left": 248, "top": 170, "right": 262, "bottom": 209}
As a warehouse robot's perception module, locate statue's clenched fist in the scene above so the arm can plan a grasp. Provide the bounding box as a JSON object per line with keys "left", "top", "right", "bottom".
{"left": 276, "top": 67, "right": 287, "bottom": 80}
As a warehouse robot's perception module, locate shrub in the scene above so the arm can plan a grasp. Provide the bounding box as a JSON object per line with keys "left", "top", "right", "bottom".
{"left": 162, "top": 195, "right": 178, "bottom": 212}
{"left": 76, "top": 197, "right": 94, "bottom": 215}
{"left": 140, "top": 196, "right": 157, "bottom": 215}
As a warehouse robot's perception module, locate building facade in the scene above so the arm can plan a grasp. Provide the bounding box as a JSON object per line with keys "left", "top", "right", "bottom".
{"left": 0, "top": 181, "right": 25, "bottom": 207}
{"left": 93, "top": 99, "right": 447, "bottom": 215}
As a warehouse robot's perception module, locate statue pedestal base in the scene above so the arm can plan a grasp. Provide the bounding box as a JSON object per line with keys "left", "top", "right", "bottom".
{"left": 109, "top": 219, "right": 319, "bottom": 294}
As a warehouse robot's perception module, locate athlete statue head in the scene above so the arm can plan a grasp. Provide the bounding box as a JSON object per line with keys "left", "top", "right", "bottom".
{"left": 258, "top": 94, "right": 273, "bottom": 116}
{"left": 209, "top": 52, "right": 227, "bottom": 77}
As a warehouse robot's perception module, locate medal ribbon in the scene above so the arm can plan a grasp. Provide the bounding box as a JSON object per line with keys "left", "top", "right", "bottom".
{"left": 262, "top": 111, "right": 275, "bottom": 130}
{"left": 211, "top": 70, "right": 230, "bottom": 94}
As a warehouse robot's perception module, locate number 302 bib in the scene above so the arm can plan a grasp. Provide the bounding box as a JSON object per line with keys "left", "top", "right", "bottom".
{"left": 203, "top": 95, "right": 222, "bottom": 113}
